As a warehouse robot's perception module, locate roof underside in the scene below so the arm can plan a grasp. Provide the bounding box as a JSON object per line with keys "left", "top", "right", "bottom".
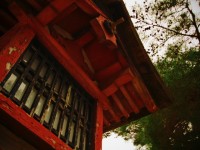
{"left": 0, "top": 0, "right": 171, "bottom": 132}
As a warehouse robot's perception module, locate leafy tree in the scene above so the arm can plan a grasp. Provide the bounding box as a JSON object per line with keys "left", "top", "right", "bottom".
{"left": 112, "top": 0, "right": 200, "bottom": 149}
{"left": 130, "top": 0, "right": 200, "bottom": 59}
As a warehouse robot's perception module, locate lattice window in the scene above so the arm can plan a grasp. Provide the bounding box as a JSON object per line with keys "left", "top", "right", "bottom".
{"left": 0, "top": 39, "right": 94, "bottom": 149}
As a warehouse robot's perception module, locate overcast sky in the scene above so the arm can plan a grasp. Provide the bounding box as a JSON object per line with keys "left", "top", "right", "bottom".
{"left": 102, "top": 133, "right": 136, "bottom": 150}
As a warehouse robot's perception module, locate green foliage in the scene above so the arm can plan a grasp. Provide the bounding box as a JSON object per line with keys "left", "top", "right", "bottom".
{"left": 113, "top": 0, "right": 200, "bottom": 149}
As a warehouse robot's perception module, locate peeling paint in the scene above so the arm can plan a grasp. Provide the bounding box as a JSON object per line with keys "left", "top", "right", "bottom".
{"left": 9, "top": 47, "right": 17, "bottom": 54}
{"left": 0, "top": 100, "right": 13, "bottom": 112}
{"left": 50, "top": 138, "right": 56, "bottom": 145}
{"left": 6, "top": 62, "right": 12, "bottom": 71}
{"left": 46, "top": 136, "right": 56, "bottom": 145}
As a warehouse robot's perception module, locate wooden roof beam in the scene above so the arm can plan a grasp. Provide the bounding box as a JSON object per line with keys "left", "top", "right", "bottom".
{"left": 9, "top": 1, "right": 121, "bottom": 125}
{"left": 36, "top": 0, "right": 76, "bottom": 26}
{"left": 75, "top": 31, "right": 94, "bottom": 47}
{"left": 95, "top": 62, "right": 122, "bottom": 82}
{"left": 103, "top": 84, "right": 129, "bottom": 118}
{"left": 30, "top": 16, "right": 111, "bottom": 112}
{"left": 111, "top": 93, "right": 129, "bottom": 118}
{"left": 125, "top": 82, "right": 144, "bottom": 109}
{"left": 129, "top": 68, "right": 158, "bottom": 112}
{"left": 119, "top": 86, "right": 139, "bottom": 113}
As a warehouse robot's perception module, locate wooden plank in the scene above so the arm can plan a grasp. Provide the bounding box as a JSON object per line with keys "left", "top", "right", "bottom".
{"left": 130, "top": 70, "right": 158, "bottom": 112}
{"left": 111, "top": 93, "right": 129, "bottom": 118}
{"left": 125, "top": 82, "right": 144, "bottom": 109}
{"left": 103, "top": 83, "right": 118, "bottom": 96}
{"left": 36, "top": 0, "right": 75, "bottom": 25}
{"left": 119, "top": 86, "right": 139, "bottom": 113}
{"left": 36, "top": 6, "right": 57, "bottom": 25}
{"left": 82, "top": 48, "right": 95, "bottom": 74}
{"left": 115, "top": 72, "right": 132, "bottom": 86}
{"left": 75, "top": 31, "right": 94, "bottom": 47}
{"left": 8, "top": 3, "right": 29, "bottom": 23}
{"left": 125, "top": 68, "right": 158, "bottom": 112}
{"left": 117, "top": 51, "right": 128, "bottom": 67}
{"left": 95, "top": 62, "right": 122, "bottom": 82}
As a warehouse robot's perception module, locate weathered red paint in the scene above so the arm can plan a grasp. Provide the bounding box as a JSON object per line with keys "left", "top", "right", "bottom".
{"left": 9, "top": 3, "right": 29, "bottom": 23}
{"left": 0, "top": 1, "right": 162, "bottom": 149}
{"left": 90, "top": 15, "right": 117, "bottom": 49}
{"left": 128, "top": 68, "right": 158, "bottom": 112}
{"left": 125, "top": 82, "right": 144, "bottom": 109}
{"left": 37, "top": 0, "right": 75, "bottom": 25}
{"left": 95, "top": 62, "right": 122, "bottom": 83}
{"left": 103, "top": 84, "right": 118, "bottom": 97}
{"left": 0, "top": 94, "right": 72, "bottom": 150}
{"left": 31, "top": 16, "right": 109, "bottom": 107}
{"left": 119, "top": 86, "right": 139, "bottom": 113}
{"left": 94, "top": 102, "right": 103, "bottom": 150}
{"left": 111, "top": 93, "right": 129, "bottom": 118}
{"left": 8, "top": 1, "right": 120, "bottom": 119}
{"left": 0, "top": 23, "right": 35, "bottom": 82}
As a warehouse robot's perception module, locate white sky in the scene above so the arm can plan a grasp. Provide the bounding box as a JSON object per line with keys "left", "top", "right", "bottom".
{"left": 102, "top": 133, "right": 136, "bottom": 150}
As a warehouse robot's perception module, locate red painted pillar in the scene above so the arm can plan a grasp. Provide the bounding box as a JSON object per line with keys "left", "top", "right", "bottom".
{"left": 94, "top": 102, "right": 103, "bottom": 150}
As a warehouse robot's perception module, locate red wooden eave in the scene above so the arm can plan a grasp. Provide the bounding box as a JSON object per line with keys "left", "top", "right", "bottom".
{"left": 0, "top": 1, "right": 171, "bottom": 147}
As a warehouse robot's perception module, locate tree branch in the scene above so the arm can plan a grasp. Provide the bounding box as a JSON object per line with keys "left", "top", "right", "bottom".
{"left": 164, "top": 7, "right": 186, "bottom": 19}
{"left": 134, "top": 19, "right": 197, "bottom": 38}
{"left": 161, "top": 34, "right": 177, "bottom": 46}
{"left": 185, "top": 1, "right": 200, "bottom": 44}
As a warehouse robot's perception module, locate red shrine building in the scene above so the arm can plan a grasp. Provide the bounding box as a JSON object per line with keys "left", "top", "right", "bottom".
{"left": 0, "top": 0, "right": 171, "bottom": 149}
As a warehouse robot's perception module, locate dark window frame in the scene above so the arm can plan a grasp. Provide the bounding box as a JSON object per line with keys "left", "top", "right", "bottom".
{"left": 0, "top": 39, "right": 95, "bottom": 150}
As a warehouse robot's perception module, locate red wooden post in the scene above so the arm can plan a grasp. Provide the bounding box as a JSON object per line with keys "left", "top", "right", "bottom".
{"left": 94, "top": 102, "right": 103, "bottom": 150}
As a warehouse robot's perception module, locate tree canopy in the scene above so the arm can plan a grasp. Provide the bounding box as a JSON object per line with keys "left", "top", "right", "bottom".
{"left": 110, "top": 0, "right": 200, "bottom": 149}
{"left": 130, "top": 0, "right": 200, "bottom": 59}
